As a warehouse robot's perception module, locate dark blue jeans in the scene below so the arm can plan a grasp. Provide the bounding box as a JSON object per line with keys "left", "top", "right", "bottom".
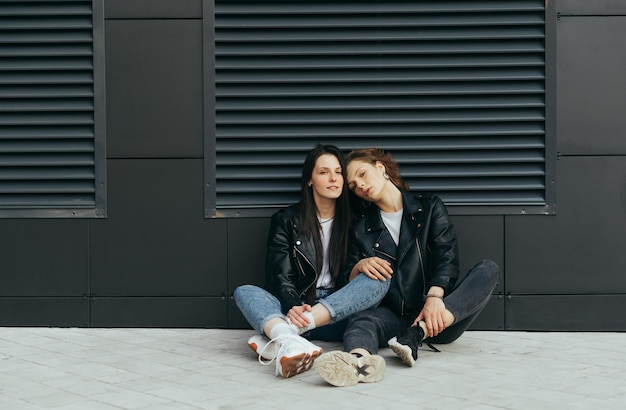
{"left": 343, "top": 259, "right": 500, "bottom": 353}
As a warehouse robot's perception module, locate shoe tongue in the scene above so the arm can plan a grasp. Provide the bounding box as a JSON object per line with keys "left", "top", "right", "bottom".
{"left": 410, "top": 326, "right": 423, "bottom": 336}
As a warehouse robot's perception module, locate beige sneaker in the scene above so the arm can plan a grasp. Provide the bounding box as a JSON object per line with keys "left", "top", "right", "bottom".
{"left": 314, "top": 351, "right": 385, "bottom": 387}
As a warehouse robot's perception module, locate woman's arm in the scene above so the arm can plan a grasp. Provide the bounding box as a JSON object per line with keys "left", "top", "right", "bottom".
{"left": 425, "top": 196, "right": 460, "bottom": 292}
{"left": 349, "top": 257, "right": 393, "bottom": 281}
{"left": 264, "top": 210, "right": 302, "bottom": 312}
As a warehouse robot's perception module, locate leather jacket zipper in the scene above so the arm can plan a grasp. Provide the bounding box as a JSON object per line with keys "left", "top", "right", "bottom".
{"left": 416, "top": 237, "right": 426, "bottom": 301}
{"left": 294, "top": 247, "right": 317, "bottom": 297}
{"left": 372, "top": 248, "right": 396, "bottom": 262}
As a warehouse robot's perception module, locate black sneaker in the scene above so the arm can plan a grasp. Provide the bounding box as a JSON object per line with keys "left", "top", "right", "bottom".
{"left": 387, "top": 326, "right": 440, "bottom": 367}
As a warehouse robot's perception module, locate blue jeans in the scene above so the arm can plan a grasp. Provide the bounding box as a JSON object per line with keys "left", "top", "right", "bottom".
{"left": 234, "top": 273, "right": 391, "bottom": 341}
{"left": 343, "top": 259, "right": 500, "bottom": 353}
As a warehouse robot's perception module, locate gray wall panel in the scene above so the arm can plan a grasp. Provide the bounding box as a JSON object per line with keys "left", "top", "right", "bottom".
{"left": 106, "top": 20, "right": 203, "bottom": 158}
{"left": 557, "top": 16, "right": 626, "bottom": 155}
{"left": 507, "top": 295, "right": 626, "bottom": 331}
{"left": 506, "top": 156, "right": 626, "bottom": 294}
{"left": 228, "top": 298, "right": 251, "bottom": 329}
{"left": 558, "top": 0, "right": 626, "bottom": 15}
{"left": 0, "top": 298, "right": 89, "bottom": 327}
{"left": 452, "top": 216, "right": 505, "bottom": 294}
{"left": 227, "top": 218, "right": 271, "bottom": 294}
{"left": 91, "top": 297, "right": 225, "bottom": 327}
{"left": 0, "top": 220, "right": 88, "bottom": 296}
{"left": 225, "top": 218, "right": 272, "bottom": 329}
{"left": 105, "top": 0, "right": 202, "bottom": 19}
{"left": 449, "top": 217, "right": 505, "bottom": 330}
{"left": 468, "top": 297, "right": 505, "bottom": 331}
{"left": 90, "top": 159, "right": 227, "bottom": 296}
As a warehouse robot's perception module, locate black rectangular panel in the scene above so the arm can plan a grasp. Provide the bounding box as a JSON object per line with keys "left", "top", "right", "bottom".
{"left": 507, "top": 295, "right": 626, "bottom": 331}
{"left": 90, "top": 159, "right": 227, "bottom": 296}
{"left": 105, "top": 20, "right": 203, "bottom": 158}
{"left": 0, "top": 298, "right": 88, "bottom": 327}
{"left": 105, "top": 0, "right": 202, "bottom": 19}
{"left": 468, "top": 296, "right": 505, "bottom": 331}
{"left": 91, "top": 297, "right": 226, "bottom": 327}
{"left": 506, "top": 157, "right": 626, "bottom": 294}
{"left": 558, "top": 0, "right": 626, "bottom": 15}
{"left": 451, "top": 216, "right": 504, "bottom": 294}
{"left": 228, "top": 297, "right": 252, "bottom": 329}
{"left": 227, "top": 217, "right": 271, "bottom": 294}
{"left": 0, "top": 220, "right": 88, "bottom": 296}
{"left": 557, "top": 16, "right": 626, "bottom": 155}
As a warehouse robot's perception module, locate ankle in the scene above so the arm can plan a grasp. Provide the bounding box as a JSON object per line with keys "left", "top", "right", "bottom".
{"left": 268, "top": 321, "right": 297, "bottom": 339}
{"left": 417, "top": 321, "right": 429, "bottom": 338}
{"left": 349, "top": 348, "right": 370, "bottom": 357}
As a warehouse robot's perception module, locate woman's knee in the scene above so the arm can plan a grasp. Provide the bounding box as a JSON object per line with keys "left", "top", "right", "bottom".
{"left": 474, "top": 259, "right": 501, "bottom": 285}
{"left": 233, "top": 284, "right": 256, "bottom": 303}
{"left": 346, "top": 310, "right": 374, "bottom": 328}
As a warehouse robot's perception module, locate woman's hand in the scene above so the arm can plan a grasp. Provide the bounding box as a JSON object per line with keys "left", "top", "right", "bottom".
{"left": 413, "top": 287, "right": 447, "bottom": 337}
{"left": 350, "top": 257, "right": 393, "bottom": 281}
{"left": 286, "top": 304, "right": 312, "bottom": 328}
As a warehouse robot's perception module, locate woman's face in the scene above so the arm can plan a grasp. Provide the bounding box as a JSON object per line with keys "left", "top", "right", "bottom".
{"left": 309, "top": 154, "right": 344, "bottom": 202}
{"left": 346, "top": 159, "right": 387, "bottom": 202}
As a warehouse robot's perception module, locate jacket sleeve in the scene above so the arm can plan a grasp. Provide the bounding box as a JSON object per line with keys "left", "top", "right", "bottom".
{"left": 425, "top": 196, "right": 460, "bottom": 293}
{"left": 264, "top": 210, "right": 303, "bottom": 313}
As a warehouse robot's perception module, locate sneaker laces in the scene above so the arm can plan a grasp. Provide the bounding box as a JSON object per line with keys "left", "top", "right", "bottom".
{"left": 420, "top": 338, "right": 441, "bottom": 353}
{"left": 257, "top": 333, "right": 304, "bottom": 366}
{"left": 413, "top": 325, "right": 441, "bottom": 353}
{"left": 258, "top": 334, "right": 282, "bottom": 365}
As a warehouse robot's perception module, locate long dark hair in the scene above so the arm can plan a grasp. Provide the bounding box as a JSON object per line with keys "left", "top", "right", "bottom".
{"left": 347, "top": 147, "right": 409, "bottom": 190}
{"left": 299, "top": 144, "right": 351, "bottom": 304}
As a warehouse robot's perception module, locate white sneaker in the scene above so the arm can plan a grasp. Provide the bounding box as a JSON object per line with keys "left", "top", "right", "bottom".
{"left": 315, "top": 351, "right": 386, "bottom": 387}
{"left": 247, "top": 335, "right": 276, "bottom": 361}
{"left": 260, "top": 334, "right": 323, "bottom": 378}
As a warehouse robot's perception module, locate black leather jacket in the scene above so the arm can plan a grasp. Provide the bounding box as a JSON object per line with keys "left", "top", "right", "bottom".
{"left": 265, "top": 204, "right": 347, "bottom": 313}
{"left": 346, "top": 191, "right": 459, "bottom": 317}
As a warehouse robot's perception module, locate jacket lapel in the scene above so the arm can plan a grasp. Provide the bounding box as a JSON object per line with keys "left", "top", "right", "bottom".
{"left": 396, "top": 191, "right": 424, "bottom": 263}
{"left": 363, "top": 207, "right": 397, "bottom": 260}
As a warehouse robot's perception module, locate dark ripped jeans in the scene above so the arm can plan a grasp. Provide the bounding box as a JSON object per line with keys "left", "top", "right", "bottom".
{"left": 343, "top": 259, "right": 500, "bottom": 354}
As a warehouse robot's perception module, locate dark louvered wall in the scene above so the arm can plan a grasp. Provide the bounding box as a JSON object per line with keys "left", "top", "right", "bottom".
{"left": 0, "top": 0, "right": 625, "bottom": 331}
{"left": 0, "top": 0, "right": 105, "bottom": 217}
{"left": 211, "top": 0, "right": 551, "bottom": 216}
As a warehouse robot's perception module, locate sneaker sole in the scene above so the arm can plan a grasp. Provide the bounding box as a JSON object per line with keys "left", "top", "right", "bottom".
{"left": 358, "top": 355, "right": 386, "bottom": 384}
{"left": 315, "top": 352, "right": 385, "bottom": 387}
{"left": 388, "top": 337, "right": 416, "bottom": 367}
{"left": 248, "top": 336, "right": 275, "bottom": 362}
{"left": 279, "top": 349, "right": 322, "bottom": 378}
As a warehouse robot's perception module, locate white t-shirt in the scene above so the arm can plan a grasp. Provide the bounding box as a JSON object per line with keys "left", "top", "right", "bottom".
{"left": 380, "top": 209, "right": 403, "bottom": 246}
{"left": 316, "top": 217, "right": 334, "bottom": 288}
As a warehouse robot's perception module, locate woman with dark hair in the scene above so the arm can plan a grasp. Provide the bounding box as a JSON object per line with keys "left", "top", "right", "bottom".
{"left": 315, "top": 148, "right": 500, "bottom": 387}
{"left": 234, "top": 145, "right": 391, "bottom": 379}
